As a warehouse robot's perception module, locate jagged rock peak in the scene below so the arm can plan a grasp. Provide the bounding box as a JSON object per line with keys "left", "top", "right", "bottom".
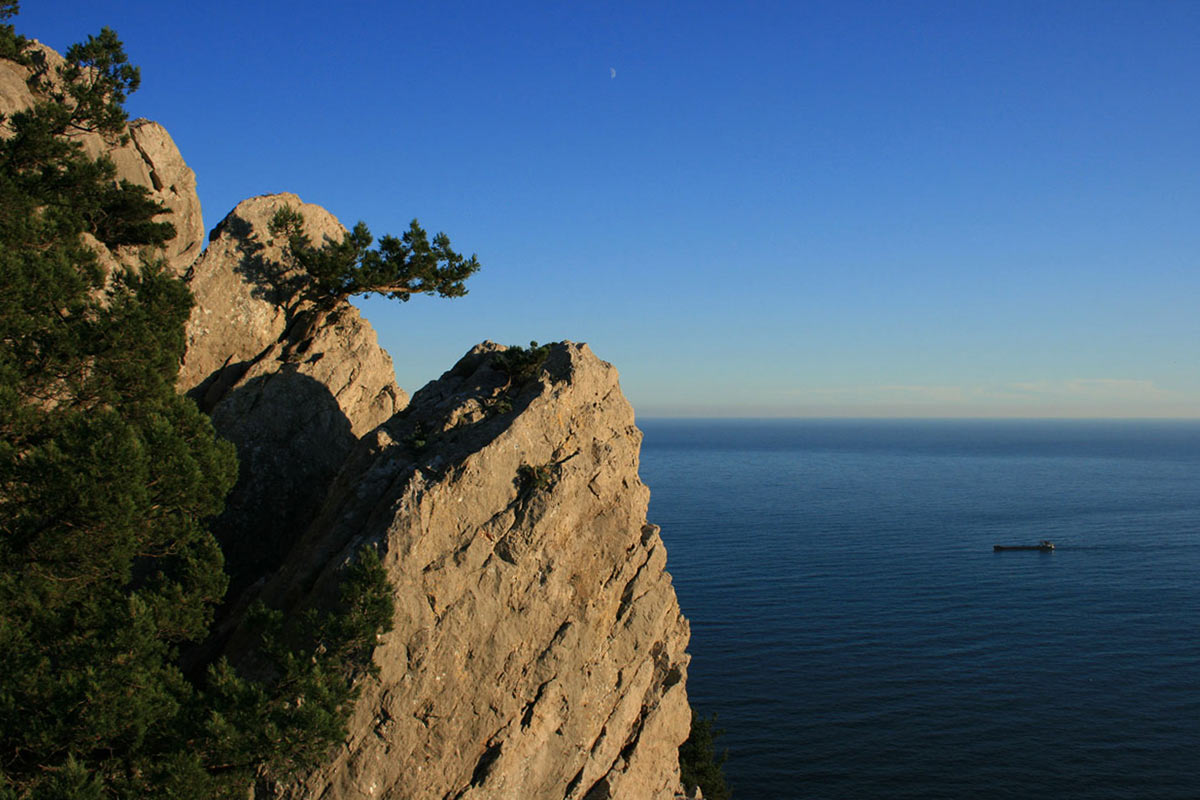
{"left": 251, "top": 341, "right": 693, "bottom": 800}
{"left": 0, "top": 41, "right": 203, "bottom": 274}
{"left": 7, "top": 35, "right": 696, "bottom": 800}
{"left": 179, "top": 192, "right": 347, "bottom": 397}
{"left": 179, "top": 190, "right": 404, "bottom": 438}
{"left": 179, "top": 191, "right": 405, "bottom": 602}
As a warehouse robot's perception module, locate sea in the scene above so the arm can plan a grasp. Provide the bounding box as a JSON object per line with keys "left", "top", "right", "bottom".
{"left": 638, "top": 419, "right": 1200, "bottom": 800}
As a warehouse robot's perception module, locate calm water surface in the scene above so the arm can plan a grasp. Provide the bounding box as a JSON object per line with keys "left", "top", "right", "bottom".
{"left": 639, "top": 420, "right": 1200, "bottom": 800}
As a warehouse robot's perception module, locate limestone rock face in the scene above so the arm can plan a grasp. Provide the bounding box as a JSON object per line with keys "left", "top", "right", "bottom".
{"left": 179, "top": 192, "right": 405, "bottom": 594}
{"left": 178, "top": 192, "right": 356, "bottom": 398}
{"left": 0, "top": 42, "right": 203, "bottom": 274}
{"left": 0, "top": 50, "right": 34, "bottom": 118}
{"left": 95, "top": 118, "right": 204, "bottom": 273}
{"left": 249, "top": 342, "right": 692, "bottom": 800}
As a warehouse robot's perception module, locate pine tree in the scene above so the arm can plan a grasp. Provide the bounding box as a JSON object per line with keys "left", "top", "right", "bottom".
{"left": 267, "top": 205, "right": 480, "bottom": 312}
{"left": 678, "top": 710, "right": 733, "bottom": 800}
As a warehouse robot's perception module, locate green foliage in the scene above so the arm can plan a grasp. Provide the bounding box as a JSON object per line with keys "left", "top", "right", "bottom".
{"left": 200, "top": 547, "right": 395, "bottom": 790}
{"left": 495, "top": 340, "right": 551, "bottom": 385}
{"left": 678, "top": 710, "right": 732, "bottom": 800}
{"left": 0, "top": 18, "right": 234, "bottom": 798}
{"left": 0, "top": 16, "right": 173, "bottom": 255}
{"left": 0, "top": 3, "right": 25, "bottom": 62}
{"left": 487, "top": 342, "right": 550, "bottom": 416}
{"left": 517, "top": 462, "right": 556, "bottom": 494}
{"left": 50, "top": 27, "right": 141, "bottom": 137}
{"left": 268, "top": 205, "right": 479, "bottom": 311}
{"left": 405, "top": 421, "right": 429, "bottom": 452}
{"left": 336, "top": 549, "right": 396, "bottom": 668}
{"left": 0, "top": 14, "right": 396, "bottom": 798}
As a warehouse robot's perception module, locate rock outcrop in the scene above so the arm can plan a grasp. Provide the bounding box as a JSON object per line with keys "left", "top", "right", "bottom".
{"left": 245, "top": 342, "right": 691, "bottom": 800}
{"left": 178, "top": 193, "right": 405, "bottom": 595}
{"left": 99, "top": 117, "right": 204, "bottom": 273}
{"left": 175, "top": 198, "right": 693, "bottom": 799}
{"left": 182, "top": 197, "right": 694, "bottom": 796}
{"left": 0, "top": 41, "right": 203, "bottom": 273}
{"left": 177, "top": 193, "right": 355, "bottom": 397}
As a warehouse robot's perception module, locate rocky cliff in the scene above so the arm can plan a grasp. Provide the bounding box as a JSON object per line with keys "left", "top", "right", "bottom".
{"left": 183, "top": 199, "right": 695, "bottom": 798}
{"left": 186, "top": 204, "right": 694, "bottom": 799}
{"left": 12, "top": 43, "right": 694, "bottom": 799}
{"left": 242, "top": 340, "right": 692, "bottom": 800}
{"left": 177, "top": 193, "right": 407, "bottom": 600}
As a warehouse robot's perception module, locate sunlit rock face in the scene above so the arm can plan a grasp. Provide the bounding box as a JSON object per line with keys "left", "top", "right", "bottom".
{"left": 246, "top": 342, "right": 692, "bottom": 800}
{"left": 0, "top": 42, "right": 203, "bottom": 274}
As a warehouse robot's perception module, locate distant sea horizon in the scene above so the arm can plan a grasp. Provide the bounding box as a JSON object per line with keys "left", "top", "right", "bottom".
{"left": 637, "top": 416, "right": 1200, "bottom": 422}
{"left": 639, "top": 418, "right": 1200, "bottom": 800}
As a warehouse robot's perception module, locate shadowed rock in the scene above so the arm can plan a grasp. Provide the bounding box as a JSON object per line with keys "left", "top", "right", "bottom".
{"left": 179, "top": 193, "right": 405, "bottom": 600}
{"left": 207, "top": 370, "right": 357, "bottom": 598}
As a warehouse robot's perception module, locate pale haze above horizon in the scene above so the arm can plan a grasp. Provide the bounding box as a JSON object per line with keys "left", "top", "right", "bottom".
{"left": 17, "top": 1, "right": 1199, "bottom": 418}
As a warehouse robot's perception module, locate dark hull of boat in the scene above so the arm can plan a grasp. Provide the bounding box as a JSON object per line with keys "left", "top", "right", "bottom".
{"left": 993, "top": 545, "right": 1054, "bottom": 552}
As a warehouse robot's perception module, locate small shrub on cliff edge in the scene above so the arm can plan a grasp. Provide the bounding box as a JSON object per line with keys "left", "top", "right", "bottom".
{"left": 405, "top": 421, "right": 429, "bottom": 452}
{"left": 679, "top": 709, "right": 732, "bottom": 800}
{"left": 517, "top": 462, "right": 556, "bottom": 494}
{"left": 495, "top": 340, "right": 551, "bottom": 385}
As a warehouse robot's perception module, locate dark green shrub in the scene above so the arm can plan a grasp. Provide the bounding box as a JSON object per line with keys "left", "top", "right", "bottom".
{"left": 494, "top": 340, "right": 551, "bottom": 385}
{"left": 517, "top": 462, "right": 556, "bottom": 494}
{"left": 405, "top": 421, "right": 428, "bottom": 452}
{"left": 679, "top": 709, "right": 732, "bottom": 800}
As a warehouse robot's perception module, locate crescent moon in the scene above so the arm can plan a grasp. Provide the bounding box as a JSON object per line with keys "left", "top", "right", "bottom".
{"left": 610, "top": 67, "right": 616, "bottom": 79}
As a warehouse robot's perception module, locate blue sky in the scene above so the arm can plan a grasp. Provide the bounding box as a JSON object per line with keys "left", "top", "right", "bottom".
{"left": 17, "top": 1, "right": 1200, "bottom": 417}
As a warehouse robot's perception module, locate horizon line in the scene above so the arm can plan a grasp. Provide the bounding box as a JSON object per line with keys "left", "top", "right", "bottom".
{"left": 634, "top": 415, "right": 1200, "bottom": 422}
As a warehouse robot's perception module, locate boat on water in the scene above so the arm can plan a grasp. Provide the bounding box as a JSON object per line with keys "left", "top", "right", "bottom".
{"left": 993, "top": 540, "right": 1055, "bottom": 552}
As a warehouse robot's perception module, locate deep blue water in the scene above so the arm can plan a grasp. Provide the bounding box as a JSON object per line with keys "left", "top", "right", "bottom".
{"left": 639, "top": 420, "right": 1200, "bottom": 800}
